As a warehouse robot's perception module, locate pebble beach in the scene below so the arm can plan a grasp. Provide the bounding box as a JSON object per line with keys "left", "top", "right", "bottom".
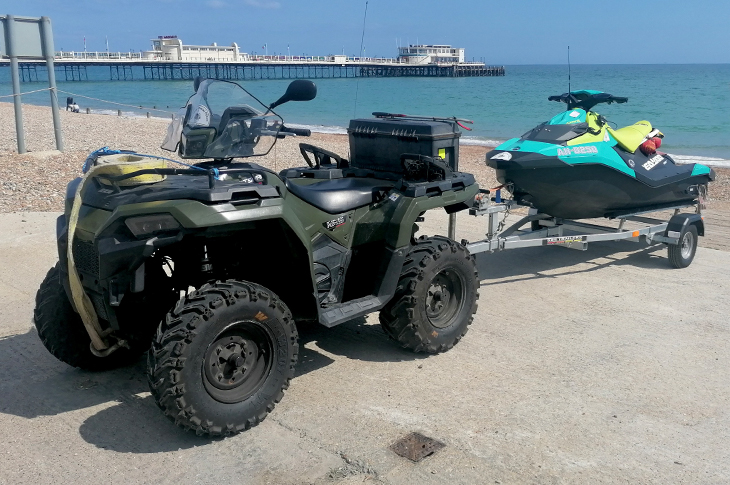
{"left": 0, "top": 102, "right": 504, "bottom": 213}
{"left": 1, "top": 101, "right": 729, "bottom": 215}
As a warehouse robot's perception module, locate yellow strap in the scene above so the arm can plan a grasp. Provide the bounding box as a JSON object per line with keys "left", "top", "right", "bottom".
{"left": 67, "top": 157, "right": 167, "bottom": 350}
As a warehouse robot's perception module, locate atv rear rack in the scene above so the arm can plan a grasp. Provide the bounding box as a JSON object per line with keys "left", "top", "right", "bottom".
{"left": 464, "top": 191, "right": 704, "bottom": 261}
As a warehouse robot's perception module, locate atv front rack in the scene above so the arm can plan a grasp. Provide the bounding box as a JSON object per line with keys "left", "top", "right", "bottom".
{"left": 95, "top": 166, "right": 274, "bottom": 190}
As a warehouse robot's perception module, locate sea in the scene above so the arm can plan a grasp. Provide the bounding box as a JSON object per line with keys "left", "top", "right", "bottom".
{"left": 1, "top": 64, "right": 729, "bottom": 165}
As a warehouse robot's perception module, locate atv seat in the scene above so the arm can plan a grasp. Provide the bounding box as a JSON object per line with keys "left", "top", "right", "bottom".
{"left": 285, "top": 177, "right": 395, "bottom": 214}
{"left": 608, "top": 121, "right": 653, "bottom": 153}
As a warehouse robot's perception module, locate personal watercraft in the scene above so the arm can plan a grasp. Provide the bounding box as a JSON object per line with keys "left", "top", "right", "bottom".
{"left": 486, "top": 90, "right": 715, "bottom": 219}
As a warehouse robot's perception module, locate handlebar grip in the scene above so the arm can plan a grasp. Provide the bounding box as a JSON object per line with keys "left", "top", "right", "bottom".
{"left": 281, "top": 126, "right": 311, "bottom": 137}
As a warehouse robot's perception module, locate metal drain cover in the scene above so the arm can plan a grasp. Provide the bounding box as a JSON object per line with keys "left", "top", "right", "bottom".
{"left": 390, "top": 432, "right": 445, "bottom": 462}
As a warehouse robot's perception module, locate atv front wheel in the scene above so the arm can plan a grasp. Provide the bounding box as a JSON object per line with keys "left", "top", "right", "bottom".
{"left": 379, "top": 236, "right": 479, "bottom": 353}
{"left": 147, "top": 280, "right": 298, "bottom": 436}
{"left": 34, "top": 264, "right": 136, "bottom": 371}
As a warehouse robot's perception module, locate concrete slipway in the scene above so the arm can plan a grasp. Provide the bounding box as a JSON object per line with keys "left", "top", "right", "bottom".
{"left": 0, "top": 210, "right": 728, "bottom": 484}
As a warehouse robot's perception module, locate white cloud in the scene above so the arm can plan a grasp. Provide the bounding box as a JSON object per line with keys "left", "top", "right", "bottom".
{"left": 244, "top": 0, "right": 281, "bottom": 8}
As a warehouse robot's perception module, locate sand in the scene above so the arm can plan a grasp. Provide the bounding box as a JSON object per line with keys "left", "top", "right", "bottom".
{"left": 1, "top": 101, "right": 728, "bottom": 215}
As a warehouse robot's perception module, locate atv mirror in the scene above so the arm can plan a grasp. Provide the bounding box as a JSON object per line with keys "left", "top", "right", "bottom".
{"left": 269, "top": 80, "right": 317, "bottom": 110}
{"left": 193, "top": 76, "right": 204, "bottom": 92}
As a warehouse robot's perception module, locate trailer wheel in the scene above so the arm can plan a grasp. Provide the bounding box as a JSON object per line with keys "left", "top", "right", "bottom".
{"left": 668, "top": 225, "right": 698, "bottom": 269}
{"left": 147, "top": 280, "right": 298, "bottom": 436}
{"left": 379, "top": 236, "right": 479, "bottom": 354}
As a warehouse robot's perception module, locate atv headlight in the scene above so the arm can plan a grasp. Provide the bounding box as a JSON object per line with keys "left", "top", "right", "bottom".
{"left": 490, "top": 151, "right": 512, "bottom": 161}
{"left": 125, "top": 214, "right": 181, "bottom": 238}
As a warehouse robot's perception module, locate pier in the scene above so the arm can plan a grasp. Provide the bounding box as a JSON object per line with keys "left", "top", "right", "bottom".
{"left": 1, "top": 51, "right": 505, "bottom": 82}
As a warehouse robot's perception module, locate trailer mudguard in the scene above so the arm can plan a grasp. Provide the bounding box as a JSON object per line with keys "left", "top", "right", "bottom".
{"left": 665, "top": 213, "right": 704, "bottom": 238}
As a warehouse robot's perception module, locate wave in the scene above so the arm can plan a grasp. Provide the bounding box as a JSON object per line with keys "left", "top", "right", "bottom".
{"left": 84, "top": 108, "right": 172, "bottom": 120}
{"left": 668, "top": 153, "right": 730, "bottom": 169}
{"left": 53, "top": 109, "right": 730, "bottom": 168}
{"left": 285, "top": 123, "right": 348, "bottom": 135}
{"left": 460, "top": 136, "right": 502, "bottom": 147}
{"left": 286, "top": 123, "right": 502, "bottom": 146}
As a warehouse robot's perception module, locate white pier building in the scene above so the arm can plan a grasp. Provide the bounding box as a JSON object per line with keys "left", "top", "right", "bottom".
{"left": 397, "top": 45, "right": 465, "bottom": 65}
{"left": 143, "top": 35, "right": 244, "bottom": 62}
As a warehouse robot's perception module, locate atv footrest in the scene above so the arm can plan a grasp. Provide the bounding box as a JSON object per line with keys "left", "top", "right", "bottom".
{"left": 320, "top": 296, "right": 387, "bottom": 328}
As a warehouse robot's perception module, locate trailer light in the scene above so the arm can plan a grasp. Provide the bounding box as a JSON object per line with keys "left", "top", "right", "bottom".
{"left": 125, "top": 214, "right": 181, "bottom": 238}
{"left": 490, "top": 152, "right": 512, "bottom": 161}
{"left": 632, "top": 230, "right": 640, "bottom": 237}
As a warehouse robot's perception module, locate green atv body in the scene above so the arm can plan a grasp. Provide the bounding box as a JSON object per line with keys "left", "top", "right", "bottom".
{"left": 35, "top": 79, "right": 480, "bottom": 436}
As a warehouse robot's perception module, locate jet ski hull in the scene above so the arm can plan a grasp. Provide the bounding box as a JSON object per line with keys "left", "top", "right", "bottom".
{"left": 488, "top": 152, "right": 714, "bottom": 219}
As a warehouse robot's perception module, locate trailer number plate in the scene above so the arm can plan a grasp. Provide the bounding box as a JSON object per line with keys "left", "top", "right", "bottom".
{"left": 544, "top": 235, "right": 587, "bottom": 246}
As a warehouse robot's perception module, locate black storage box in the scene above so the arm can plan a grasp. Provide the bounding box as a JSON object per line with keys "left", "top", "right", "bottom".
{"left": 347, "top": 117, "right": 461, "bottom": 174}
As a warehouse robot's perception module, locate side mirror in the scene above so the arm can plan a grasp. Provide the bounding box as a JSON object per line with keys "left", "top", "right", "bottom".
{"left": 193, "top": 76, "right": 205, "bottom": 92}
{"left": 269, "top": 80, "right": 317, "bottom": 110}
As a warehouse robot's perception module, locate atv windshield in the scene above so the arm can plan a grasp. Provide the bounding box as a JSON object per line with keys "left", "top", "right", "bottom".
{"left": 161, "top": 79, "right": 282, "bottom": 158}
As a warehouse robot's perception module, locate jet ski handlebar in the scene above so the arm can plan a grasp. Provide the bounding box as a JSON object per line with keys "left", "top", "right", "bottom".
{"left": 549, "top": 92, "right": 628, "bottom": 111}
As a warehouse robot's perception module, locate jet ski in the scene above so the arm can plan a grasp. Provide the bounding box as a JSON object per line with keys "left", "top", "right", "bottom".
{"left": 486, "top": 90, "right": 715, "bottom": 219}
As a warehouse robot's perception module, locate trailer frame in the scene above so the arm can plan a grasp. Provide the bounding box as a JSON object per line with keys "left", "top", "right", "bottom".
{"left": 464, "top": 190, "right": 705, "bottom": 268}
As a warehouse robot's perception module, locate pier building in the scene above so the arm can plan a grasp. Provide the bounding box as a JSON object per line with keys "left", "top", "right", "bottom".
{"left": 397, "top": 45, "right": 465, "bottom": 65}
{"left": 143, "top": 36, "right": 242, "bottom": 62}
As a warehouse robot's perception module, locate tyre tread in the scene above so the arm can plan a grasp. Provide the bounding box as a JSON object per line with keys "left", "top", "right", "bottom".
{"left": 147, "top": 279, "right": 298, "bottom": 437}
{"left": 379, "top": 235, "right": 479, "bottom": 354}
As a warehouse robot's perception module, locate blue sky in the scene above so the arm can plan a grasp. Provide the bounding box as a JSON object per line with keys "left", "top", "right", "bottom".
{"left": 3, "top": 0, "right": 729, "bottom": 64}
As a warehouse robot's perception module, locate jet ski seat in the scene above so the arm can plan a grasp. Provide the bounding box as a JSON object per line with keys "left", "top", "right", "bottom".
{"left": 608, "top": 121, "right": 653, "bottom": 153}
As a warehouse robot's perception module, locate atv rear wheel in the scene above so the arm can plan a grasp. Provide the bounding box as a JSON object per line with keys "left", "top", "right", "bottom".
{"left": 668, "top": 224, "right": 698, "bottom": 269}
{"left": 34, "top": 264, "right": 136, "bottom": 371}
{"left": 379, "top": 236, "right": 479, "bottom": 353}
{"left": 147, "top": 280, "right": 298, "bottom": 436}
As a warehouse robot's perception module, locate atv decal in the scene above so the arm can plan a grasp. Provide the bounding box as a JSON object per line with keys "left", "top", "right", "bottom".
{"left": 324, "top": 216, "right": 346, "bottom": 231}
{"left": 389, "top": 193, "right": 400, "bottom": 202}
{"left": 254, "top": 311, "right": 269, "bottom": 321}
{"left": 642, "top": 154, "right": 664, "bottom": 171}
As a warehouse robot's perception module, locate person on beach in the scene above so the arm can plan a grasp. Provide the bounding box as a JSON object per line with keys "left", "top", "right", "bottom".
{"left": 65, "top": 96, "right": 80, "bottom": 113}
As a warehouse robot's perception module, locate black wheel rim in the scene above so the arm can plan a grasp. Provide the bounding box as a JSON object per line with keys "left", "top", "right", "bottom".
{"left": 202, "top": 321, "right": 275, "bottom": 404}
{"left": 425, "top": 268, "right": 465, "bottom": 329}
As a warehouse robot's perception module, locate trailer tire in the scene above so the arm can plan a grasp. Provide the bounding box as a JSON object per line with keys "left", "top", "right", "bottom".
{"left": 668, "top": 224, "right": 698, "bottom": 269}
{"left": 379, "top": 236, "right": 479, "bottom": 354}
{"left": 147, "top": 280, "right": 298, "bottom": 436}
{"left": 34, "top": 264, "right": 135, "bottom": 371}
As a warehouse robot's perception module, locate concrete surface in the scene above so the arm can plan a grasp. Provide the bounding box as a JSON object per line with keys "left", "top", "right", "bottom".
{"left": 0, "top": 210, "right": 728, "bottom": 484}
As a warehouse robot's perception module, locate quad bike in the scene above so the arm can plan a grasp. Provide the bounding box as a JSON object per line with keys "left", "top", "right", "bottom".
{"left": 34, "top": 78, "right": 480, "bottom": 436}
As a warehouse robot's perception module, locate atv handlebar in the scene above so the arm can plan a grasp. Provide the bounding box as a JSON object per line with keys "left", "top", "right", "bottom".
{"left": 280, "top": 126, "right": 311, "bottom": 137}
